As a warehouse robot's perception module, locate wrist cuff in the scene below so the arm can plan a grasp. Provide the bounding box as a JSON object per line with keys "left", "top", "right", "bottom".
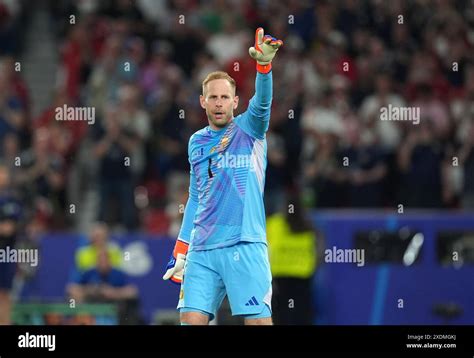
{"left": 256, "top": 62, "right": 272, "bottom": 74}
{"left": 174, "top": 239, "right": 189, "bottom": 257}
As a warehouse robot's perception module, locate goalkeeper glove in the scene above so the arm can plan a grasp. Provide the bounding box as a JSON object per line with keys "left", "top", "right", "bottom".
{"left": 163, "top": 239, "right": 189, "bottom": 284}
{"left": 248, "top": 27, "right": 283, "bottom": 74}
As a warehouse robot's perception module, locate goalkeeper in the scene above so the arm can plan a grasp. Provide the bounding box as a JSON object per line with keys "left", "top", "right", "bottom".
{"left": 163, "top": 28, "right": 283, "bottom": 325}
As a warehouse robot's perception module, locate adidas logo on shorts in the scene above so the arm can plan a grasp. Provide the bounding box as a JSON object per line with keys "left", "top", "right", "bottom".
{"left": 245, "top": 296, "right": 260, "bottom": 306}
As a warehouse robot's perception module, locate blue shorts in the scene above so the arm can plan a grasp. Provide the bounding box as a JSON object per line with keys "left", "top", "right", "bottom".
{"left": 178, "top": 242, "right": 272, "bottom": 321}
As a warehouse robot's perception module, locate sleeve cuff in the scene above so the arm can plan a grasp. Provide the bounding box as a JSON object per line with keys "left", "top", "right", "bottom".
{"left": 173, "top": 239, "right": 189, "bottom": 257}
{"left": 256, "top": 62, "right": 272, "bottom": 74}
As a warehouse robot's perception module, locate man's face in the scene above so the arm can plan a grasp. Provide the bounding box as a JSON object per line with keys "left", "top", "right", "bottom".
{"left": 200, "top": 79, "right": 239, "bottom": 130}
{"left": 90, "top": 225, "right": 108, "bottom": 247}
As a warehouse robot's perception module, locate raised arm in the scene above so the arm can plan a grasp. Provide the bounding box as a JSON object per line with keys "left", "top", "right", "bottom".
{"left": 238, "top": 28, "right": 283, "bottom": 139}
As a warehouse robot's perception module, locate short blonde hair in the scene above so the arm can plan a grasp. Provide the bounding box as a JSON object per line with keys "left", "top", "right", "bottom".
{"left": 202, "top": 71, "right": 236, "bottom": 96}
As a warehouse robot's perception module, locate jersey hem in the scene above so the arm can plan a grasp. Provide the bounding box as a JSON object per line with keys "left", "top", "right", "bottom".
{"left": 189, "top": 236, "right": 267, "bottom": 252}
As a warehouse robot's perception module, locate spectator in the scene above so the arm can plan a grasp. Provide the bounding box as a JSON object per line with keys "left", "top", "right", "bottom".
{"left": 17, "top": 127, "right": 66, "bottom": 228}
{"left": 67, "top": 248, "right": 141, "bottom": 324}
{"left": 303, "top": 130, "right": 346, "bottom": 208}
{"left": 92, "top": 105, "right": 138, "bottom": 230}
{"left": 206, "top": 14, "right": 249, "bottom": 67}
{"left": 339, "top": 119, "right": 388, "bottom": 208}
{"left": 115, "top": 83, "right": 151, "bottom": 181}
{"left": 0, "top": 0, "right": 25, "bottom": 55}
{"left": 86, "top": 34, "right": 125, "bottom": 114}
{"left": 267, "top": 190, "right": 320, "bottom": 325}
{"left": 359, "top": 73, "right": 403, "bottom": 150}
{"left": 397, "top": 117, "right": 451, "bottom": 208}
{"left": 0, "top": 164, "right": 23, "bottom": 324}
{"left": 458, "top": 119, "right": 474, "bottom": 209}
{"left": 0, "top": 56, "right": 30, "bottom": 113}
{"left": 74, "top": 222, "right": 122, "bottom": 273}
{"left": 413, "top": 83, "right": 451, "bottom": 141}
{"left": 0, "top": 133, "right": 21, "bottom": 188}
{"left": 0, "top": 69, "right": 26, "bottom": 145}
{"left": 34, "top": 89, "right": 88, "bottom": 158}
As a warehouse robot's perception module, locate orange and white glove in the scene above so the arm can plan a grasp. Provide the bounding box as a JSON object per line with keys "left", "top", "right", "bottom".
{"left": 248, "top": 27, "right": 283, "bottom": 74}
{"left": 163, "top": 239, "right": 189, "bottom": 284}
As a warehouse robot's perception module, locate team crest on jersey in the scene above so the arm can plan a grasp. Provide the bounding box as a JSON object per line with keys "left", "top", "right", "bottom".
{"left": 221, "top": 136, "right": 229, "bottom": 147}
{"left": 210, "top": 136, "right": 229, "bottom": 154}
{"left": 210, "top": 121, "right": 235, "bottom": 153}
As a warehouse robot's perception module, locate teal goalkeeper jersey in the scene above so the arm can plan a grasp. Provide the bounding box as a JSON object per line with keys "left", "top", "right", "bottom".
{"left": 178, "top": 71, "right": 273, "bottom": 251}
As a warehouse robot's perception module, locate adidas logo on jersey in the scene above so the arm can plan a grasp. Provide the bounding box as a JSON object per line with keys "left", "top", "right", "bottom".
{"left": 192, "top": 147, "right": 204, "bottom": 158}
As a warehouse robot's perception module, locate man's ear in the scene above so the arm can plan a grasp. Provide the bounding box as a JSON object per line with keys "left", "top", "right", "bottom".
{"left": 233, "top": 95, "right": 239, "bottom": 110}
{"left": 200, "top": 95, "right": 206, "bottom": 109}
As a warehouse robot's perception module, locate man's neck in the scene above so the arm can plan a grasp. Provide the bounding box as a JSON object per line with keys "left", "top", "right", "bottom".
{"left": 208, "top": 118, "right": 233, "bottom": 132}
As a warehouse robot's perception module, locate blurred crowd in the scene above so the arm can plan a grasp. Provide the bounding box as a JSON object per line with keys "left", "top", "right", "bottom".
{"left": 0, "top": 0, "right": 474, "bottom": 235}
